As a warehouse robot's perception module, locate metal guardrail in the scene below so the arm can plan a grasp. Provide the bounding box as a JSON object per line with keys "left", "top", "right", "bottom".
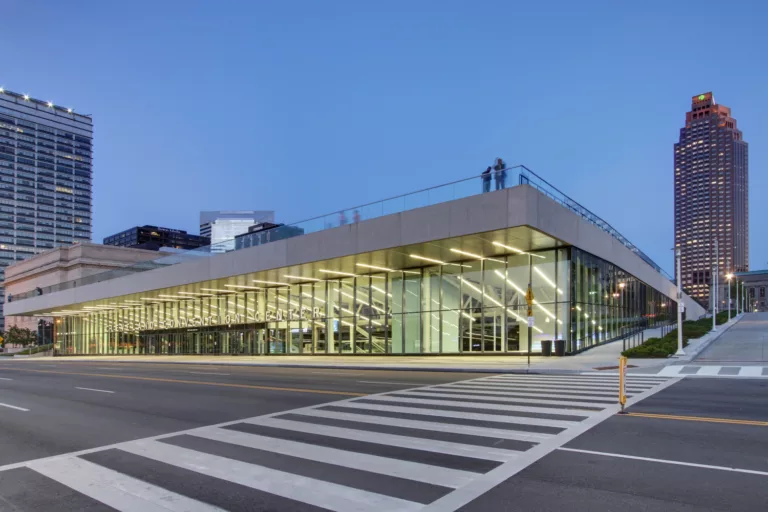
{"left": 621, "top": 326, "right": 645, "bottom": 352}
{"left": 10, "top": 165, "right": 673, "bottom": 301}
{"left": 519, "top": 167, "right": 673, "bottom": 281}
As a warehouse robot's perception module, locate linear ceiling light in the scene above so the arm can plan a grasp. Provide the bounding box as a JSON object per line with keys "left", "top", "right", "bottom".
{"left": 409, "top": 254, "right": 472, "bottom": 268}
{"left": 492, "top": 241, "right": 546, "bottom": 259}
{"left": 534, "top": 267, "right": 564, "bottom": 295}
{"left": 178, "top": 291, "right": 215, "bottom": 296}
{"left": 252, "top": 280, "right": 288, "bottom": 286}
{"left": 283, "top": 275, "right": 322, "bottom": 281}
{"left": 410, "top": 254, "right": 445, "bottom": 264}
{"left": 318, "top": 269, "right": 356, "bottom": 277}
{"left": 200, "top": 288, "right": 236, "bottom": 293}
{"left": 225, "top": 284, "right": 263, "bottom": 290}
{"left": 493, "top": 270, "right": 561, "bottom": 325}
{"left": 302, "top": 292, "right": 326, "bottom": 303}
{"left": 449, "top": 248, "right": 505, "bottom": 263}
{"left": 355, "top": 263, "right": 394, "bottom": 272}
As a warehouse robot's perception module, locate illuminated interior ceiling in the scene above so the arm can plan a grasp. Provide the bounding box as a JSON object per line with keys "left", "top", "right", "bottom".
{"left": 38, "top": 225, "right": 564, "bottom": 315}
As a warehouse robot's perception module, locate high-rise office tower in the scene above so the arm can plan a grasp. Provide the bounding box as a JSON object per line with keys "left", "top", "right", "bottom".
{"left": 0, "top": 87, "right": 93, "bottom": 329}
{"left": 200, "top": 210, "right": 274, "bottom": 252}
{"left": 674, "top": 92, "right": 748, "bottom": 307}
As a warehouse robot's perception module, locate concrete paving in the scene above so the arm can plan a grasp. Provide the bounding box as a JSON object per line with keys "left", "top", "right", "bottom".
{"left": 696, "top": 311, "right": 768, "bottom": 363}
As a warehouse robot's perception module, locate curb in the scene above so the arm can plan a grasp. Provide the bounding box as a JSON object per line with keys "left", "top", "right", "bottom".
{"left": 44, "top": 359, "right": 601, "bottom": 375}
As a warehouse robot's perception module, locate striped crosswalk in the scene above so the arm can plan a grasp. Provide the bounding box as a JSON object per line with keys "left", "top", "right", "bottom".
{"left": 584, "top": 365, "right": 768, "bottom": 378}
{"left": 0, "top": 373, "right": 675, "bottom": 511}
{"left": 656, "top": 365, "right": 768, "bottom": 377}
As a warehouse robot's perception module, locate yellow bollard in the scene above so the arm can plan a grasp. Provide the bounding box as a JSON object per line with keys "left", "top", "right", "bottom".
{"left": 618, "top": 356, "right": 628, "bottom": 414}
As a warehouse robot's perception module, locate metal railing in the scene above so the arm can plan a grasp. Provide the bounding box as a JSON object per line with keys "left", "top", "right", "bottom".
{"left": 519, "top": 167, "right": 673, "bottom": 280}
{"left": 10, "top": 165, "right": 672, "bottom": 301}
{"left": 621, "top": 326, "right": 645, "bottom": 352}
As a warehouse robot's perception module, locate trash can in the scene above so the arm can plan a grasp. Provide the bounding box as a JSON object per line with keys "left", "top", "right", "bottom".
{"left": 554, "top": 339, "right": 565, "bottom": 356}
{"left": 541, "top": 340, "right": 553, "bottom": 357}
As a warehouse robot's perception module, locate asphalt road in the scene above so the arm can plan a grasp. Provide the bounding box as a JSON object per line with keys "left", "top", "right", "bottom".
{"left": 1, "top": 359, "right": 764, "bottom": 511}
{"left": 460, "top": 377, "right": 768, "bottom": 511}
{"left": 0, "top": 359, "right": 484, "bottom": 467}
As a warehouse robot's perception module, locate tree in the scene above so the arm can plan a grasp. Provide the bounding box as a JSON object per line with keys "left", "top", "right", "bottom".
{"left": 6, "top": 326, "right": 36, "bottom": 347}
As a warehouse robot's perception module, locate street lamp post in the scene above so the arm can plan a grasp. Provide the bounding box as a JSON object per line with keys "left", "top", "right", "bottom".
{"left": 726, "top": 274, "right": 733, "bottom": 322}
{"left": 675, "top": 248, "right": 684, "bottom": 356}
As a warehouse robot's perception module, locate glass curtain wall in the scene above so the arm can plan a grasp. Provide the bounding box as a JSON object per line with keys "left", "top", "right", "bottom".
{"left": 53, "top": 247, "right": 674, "bottom": 356}
{"left": 569, "top": 247, "right": 675, "bottom": 353}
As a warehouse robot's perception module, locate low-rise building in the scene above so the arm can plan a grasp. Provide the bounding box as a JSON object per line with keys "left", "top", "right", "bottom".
{"left": 4, "top": 243, "right": 160, "bottom": 334}
{"left": 4, "top": 168, "right": 706, "bottom": 357}
{"left": 733, "top": 270, "right": 768, "bottom": 312}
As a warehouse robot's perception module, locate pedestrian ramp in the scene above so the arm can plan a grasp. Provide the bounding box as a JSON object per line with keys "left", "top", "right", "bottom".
{"left": 0, "top": 373, "right": 673, "bottom": 511}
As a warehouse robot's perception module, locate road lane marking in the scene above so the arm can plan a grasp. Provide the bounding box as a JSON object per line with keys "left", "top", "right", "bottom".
{"left": 95, "top": 367, "right": 125, "bottom": 370}
{"left": 120, "top": 440, "right": 422, "bottom": 512}
{"left": 29, "top": 456, "right": 221, "bottom": 512}
{"left": 184, "top": 371, "right": 231, "bottom": 376}
{"left": 0, "top": 402, "right": 28, "bottom": 411}
{"left": 243, "top": 416, "right": 521, "bottom": 461}
{"left": 558, "top": 447, "right": 768, "bottom": 477}
{"left": 189, "top": 426, "right": 476, "bottom": 488}
{"left": 357, "top": 380, "right": 428, "bottom": 385}
{"left": 75, "top": 387, "right": 115, "bottom": 394}
{"left": 364, "top": 395, "right": 597, "bottom": 417}
{"left": 0, "top": 368, "right": 365, "bottom": 397}
{"left": 0, "top": 377, "right": 12, "bottom": 381}
{"left": 419, "top": 376, "right": 682, "bottom": 512}
{"left": 625, "top": 412, "right": 768, "bottom": 426}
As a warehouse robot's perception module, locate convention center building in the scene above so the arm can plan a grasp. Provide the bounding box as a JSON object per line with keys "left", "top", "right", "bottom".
{"left": 5, "top": 167, "right": 705, "bottom": 357}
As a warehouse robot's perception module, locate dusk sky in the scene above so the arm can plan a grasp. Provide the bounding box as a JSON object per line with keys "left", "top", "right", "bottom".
{"left": 1, "top": 0, "right": 765, "bottom": 274}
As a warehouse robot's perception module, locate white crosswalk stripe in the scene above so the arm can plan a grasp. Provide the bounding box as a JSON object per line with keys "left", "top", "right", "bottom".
{"left": 242, "top": 416, "right": 521, "bottom": 461}
{"left": 3, "top": 373, "right": 677, "bottom": 511}
{"left": 631, "top": 365, "right": 768, "bottom": 378}
{"left": 357, "top": 395, "right": 599, "bottom": 417}
{"left": 121, "top": 439, "right": 424, "bottom": 512}
{"left": 395, "top": 390, "right": 612, "bottom": 408}
{"left": 29, "top": 457, "right": 222, "bottom": 512}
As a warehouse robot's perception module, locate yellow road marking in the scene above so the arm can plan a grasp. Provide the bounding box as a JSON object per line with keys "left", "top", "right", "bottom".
{"left": 0, "top": 368, "right": 365, "bottom": 397}
{"left": 626, "top": 412, "right": 768, "bottom": 427}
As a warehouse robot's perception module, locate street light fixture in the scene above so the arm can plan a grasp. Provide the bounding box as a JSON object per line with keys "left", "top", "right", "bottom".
{"left": 726, "top": 273, "right": 733, "bottom": 322}
{"left": 673, "top": 248, "right": 684, "bottom": 356}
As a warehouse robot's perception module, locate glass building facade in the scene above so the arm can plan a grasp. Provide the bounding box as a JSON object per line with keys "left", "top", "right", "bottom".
{"left": 54, "top": 247, "right": 674, "bottom": 356}
{"left": 0, "top": 88, "right": 93, "bottom": 329}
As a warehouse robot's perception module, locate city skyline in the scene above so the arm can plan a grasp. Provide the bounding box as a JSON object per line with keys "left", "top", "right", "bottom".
{"left": 675, "top": 92, "right": 749, "bottom": 306}
{"left": 0, "top": 1, "right": 765, "bottom": 276}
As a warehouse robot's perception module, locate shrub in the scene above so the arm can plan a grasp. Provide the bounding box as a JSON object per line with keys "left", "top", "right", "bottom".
{"left": 622, "top": 318, "right": 720, "bottom": 358}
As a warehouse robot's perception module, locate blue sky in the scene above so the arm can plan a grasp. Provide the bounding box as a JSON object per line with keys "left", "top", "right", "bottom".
{"left": 1, "top": 0, "right": 765, "bottom": 274}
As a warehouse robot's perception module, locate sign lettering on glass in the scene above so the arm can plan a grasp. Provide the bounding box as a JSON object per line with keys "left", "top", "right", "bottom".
{"left": 105, "top": 313, "right": 245, "bottom": 333}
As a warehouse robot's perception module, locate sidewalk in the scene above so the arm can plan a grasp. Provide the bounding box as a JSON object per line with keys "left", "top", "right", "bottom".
{"left": 12, "top": 328, "right": 672, "bottom": 374}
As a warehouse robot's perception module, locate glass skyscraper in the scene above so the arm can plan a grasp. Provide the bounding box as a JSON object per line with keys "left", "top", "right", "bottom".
{"left": 674, "top": 92, "right": 748, "bottom": 307}
{"left": 0, "top": 87, "right": 93, "bottom": 329}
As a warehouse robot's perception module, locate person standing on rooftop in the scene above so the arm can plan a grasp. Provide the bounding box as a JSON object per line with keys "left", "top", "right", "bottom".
{"left": 481, "top": 166, "right": 492, "bottom": 193}
{"left": 494, "top": 157, "right": 507, "bottom": 190}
